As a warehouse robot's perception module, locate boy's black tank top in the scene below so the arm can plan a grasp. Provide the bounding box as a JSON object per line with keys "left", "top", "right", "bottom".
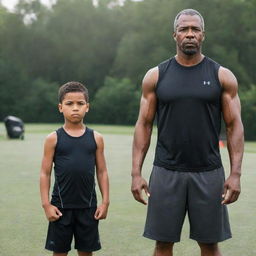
{"left": 153, "top": 57, "right": 223, "bottom": 172}
{"left": 51, "top": 127, "right": 97, "bottom": 208}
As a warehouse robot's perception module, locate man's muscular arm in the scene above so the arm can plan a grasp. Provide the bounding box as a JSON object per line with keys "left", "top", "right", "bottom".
{"left": 131, "top": 67, "right": 158, "bottom": 205}
{"left": 219, "top": 67, "right": 244, "bottom": 204}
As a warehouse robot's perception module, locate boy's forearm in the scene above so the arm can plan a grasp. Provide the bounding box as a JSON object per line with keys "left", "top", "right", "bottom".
{"left": 40, "top": 172, "right": 51, "bottom": 207}
{"left": 97, "top": 170, "right": 109, "bottom": 205}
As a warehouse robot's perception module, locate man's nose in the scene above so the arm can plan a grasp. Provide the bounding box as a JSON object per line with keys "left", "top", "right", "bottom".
{"left": 186, "top": 28, "right": 195, "bottom": 38}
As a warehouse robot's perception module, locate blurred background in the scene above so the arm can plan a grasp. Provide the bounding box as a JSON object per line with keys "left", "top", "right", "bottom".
{"left": 0, "top": 1, "right": 255, "bottom": 255}
{"left": 0, "top": 0, "right": 255, "bottom": 137}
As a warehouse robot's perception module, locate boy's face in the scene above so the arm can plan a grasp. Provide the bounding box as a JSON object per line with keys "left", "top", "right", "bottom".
{"left": 58, "top": 92, "right": 89, "bottom": 123}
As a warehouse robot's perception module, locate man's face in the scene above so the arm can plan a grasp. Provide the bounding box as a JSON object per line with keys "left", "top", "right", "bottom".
{"left": 173, "top": 14, "right": 205, "bottom": 56}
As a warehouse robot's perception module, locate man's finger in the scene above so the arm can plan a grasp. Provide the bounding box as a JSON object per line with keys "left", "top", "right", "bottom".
{"left": 222, "top": 185, "right": 227, "bottom": 199}
{"left": 222, "top": 189, "right": 231, "bottom": 204}
{"left": 143, "top": 185, "right": 150, "bottom": 197}
{"left": 229, "top": 191, "right": 239, "bottom": 204}
{"left": 134, "top": 190, "right": 147, "bottom": 205}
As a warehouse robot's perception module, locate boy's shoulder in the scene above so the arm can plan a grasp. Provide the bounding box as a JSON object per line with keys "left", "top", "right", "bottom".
{"left": 44, "top": 130, "right": 57, "bottom": 145}
{"left": 91, "top": 129, "right": 104, "bottom": 147}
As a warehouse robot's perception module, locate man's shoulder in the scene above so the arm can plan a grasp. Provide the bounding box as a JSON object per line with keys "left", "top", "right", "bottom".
{"left": 158, "top": 57, "right": 174, "bottom": 69}
{"left": 205, "top": 56, "right": 221, "bottom": 68}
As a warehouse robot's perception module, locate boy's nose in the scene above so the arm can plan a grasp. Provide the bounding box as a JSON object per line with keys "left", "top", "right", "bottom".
{"left": 73, "top": 104, "right": 79, "bottom": 110}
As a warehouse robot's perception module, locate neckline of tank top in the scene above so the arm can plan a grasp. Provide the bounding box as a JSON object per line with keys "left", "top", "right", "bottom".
{"left": 173, "top": 56, "right": 206, "bottom": 69}
{"left": 61, "top": 126, "right": 88, "bottom": 139}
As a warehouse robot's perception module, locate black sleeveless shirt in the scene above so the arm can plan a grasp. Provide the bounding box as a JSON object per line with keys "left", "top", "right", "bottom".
{"left": 153, "top": 57, "right": 223, "bottom": 172}
{"left": 51, "top": 127, "right": 97, "bottom": 208}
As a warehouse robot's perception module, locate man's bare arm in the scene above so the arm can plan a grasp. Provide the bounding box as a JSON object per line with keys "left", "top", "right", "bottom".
{"left": 219, "top": 67, "right": 244, "bottom": 204}
{"left": 131, "top": 67, "right": 158, "bottom": 205}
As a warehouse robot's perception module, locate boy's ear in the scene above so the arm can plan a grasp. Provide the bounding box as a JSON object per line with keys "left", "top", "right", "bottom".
{"left": 86, "top": 103, "right": 90, "bottom": 113}
{"left": 58, "top": 103, "right": 63, "bottom": 113}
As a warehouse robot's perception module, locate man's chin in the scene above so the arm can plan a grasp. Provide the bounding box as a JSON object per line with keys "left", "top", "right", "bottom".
{"left": 183, "top": 49, "right": 198, "bottom": 56}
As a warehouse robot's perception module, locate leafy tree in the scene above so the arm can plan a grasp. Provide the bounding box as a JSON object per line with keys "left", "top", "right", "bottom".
{"left": 89, "top": 77, "right": 140, "bottom": 124}
{"left": 240, "top": 85, "right": 256, "bottom": 140}
{"left": 23, "top": 78, "right": 60, "bottom": 122}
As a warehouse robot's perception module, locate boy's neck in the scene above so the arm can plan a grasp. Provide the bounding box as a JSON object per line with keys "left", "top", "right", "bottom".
{"left": 63, "top": 122, "right": 86, "bottom": 137}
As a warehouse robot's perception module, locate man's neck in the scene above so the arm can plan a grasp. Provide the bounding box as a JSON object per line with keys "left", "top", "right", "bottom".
{"left": 175, "top": 52, "right": 204, "bottom": 67}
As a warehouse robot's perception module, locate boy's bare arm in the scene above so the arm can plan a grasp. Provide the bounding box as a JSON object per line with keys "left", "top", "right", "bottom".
{"left": 40, "top": 132, "right": 62, "bottom": 221}
{"left": 94, "top": 131, "right": 109, "bottom": 220}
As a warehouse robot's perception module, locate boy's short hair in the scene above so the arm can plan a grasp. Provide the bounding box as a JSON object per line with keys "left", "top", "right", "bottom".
{"left": 58, "top": 81, "right": 89, "bottom": 103}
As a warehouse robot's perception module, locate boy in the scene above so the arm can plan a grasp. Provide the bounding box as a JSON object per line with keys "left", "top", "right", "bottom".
{"left": 40, "top": 81, "right": 109, "bottom": 256}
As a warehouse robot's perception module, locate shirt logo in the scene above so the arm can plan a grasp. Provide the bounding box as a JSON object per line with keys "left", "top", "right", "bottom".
{"left": 203, "top": 80, "right": 211, "bottom": 86}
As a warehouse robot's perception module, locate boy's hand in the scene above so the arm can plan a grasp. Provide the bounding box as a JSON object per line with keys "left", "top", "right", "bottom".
{"left": 43, "top": 204, "right": 62, "bottom": 222}
{"left": 94, "top": 203, "right": 109, "bottom": 220}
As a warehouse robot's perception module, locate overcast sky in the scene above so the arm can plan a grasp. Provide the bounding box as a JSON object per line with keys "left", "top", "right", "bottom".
{"left": 1, "top": 0, "right": 142, "bottom": 10}
{"left": 1, "top": 0, "right": 56, "bottom": 10}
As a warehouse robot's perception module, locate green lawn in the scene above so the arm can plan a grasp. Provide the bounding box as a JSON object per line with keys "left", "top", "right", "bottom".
{"left": 0, "top": 123, "right": 255, "bottom": 256}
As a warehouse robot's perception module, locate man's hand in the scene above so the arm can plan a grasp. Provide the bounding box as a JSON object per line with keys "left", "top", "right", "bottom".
{"left": 131, "top": 175, "right": 150, "bottom": 205}
{"left": 222, "top": 174, "right": 241, "bottom": 204}
{"left": 94, "top": 203, "right": 109, "bottom": 220}
{"left": 43, "top": 204, "right": 62, "bottom": 222}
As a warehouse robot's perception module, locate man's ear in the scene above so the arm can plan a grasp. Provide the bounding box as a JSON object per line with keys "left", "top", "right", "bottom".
{"left": 58, "top": 103, "right": 63, "bottom": 113}
{"left": 202, "top": 31, "right": 205, "bottom": 41}
{"left": 173, "top": 32, "right": 177, "bottom": 41}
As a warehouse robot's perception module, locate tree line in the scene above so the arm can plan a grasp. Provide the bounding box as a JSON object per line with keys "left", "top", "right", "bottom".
{"left": 0, "top": 0, "right": 255, "bottom": 139}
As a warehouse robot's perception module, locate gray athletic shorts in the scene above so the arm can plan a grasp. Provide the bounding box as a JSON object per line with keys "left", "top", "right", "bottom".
{"left": 143, "top": 165, "right": 232, "bottom": 243}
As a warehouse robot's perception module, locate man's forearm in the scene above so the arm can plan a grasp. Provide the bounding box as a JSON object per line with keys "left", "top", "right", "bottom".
{"left": 132, "top": 122, "right": 153, "bottom": 177}
{"left": 226, "top": 121, "right": 244, "bottom": 176}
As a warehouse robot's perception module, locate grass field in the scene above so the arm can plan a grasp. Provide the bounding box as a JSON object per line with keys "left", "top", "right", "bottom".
{"left": 0, "top": 123, "right": 255, "bottom": 256}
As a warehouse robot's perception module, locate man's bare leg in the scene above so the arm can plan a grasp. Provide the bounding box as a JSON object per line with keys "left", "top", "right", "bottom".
{"left": 153, "top": 241, "right": 174, "bottom": 256}
{"left": 198, "top": 243, "right": 222, "bottom": 256}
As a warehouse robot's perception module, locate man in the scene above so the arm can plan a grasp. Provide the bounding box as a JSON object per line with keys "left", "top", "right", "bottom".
{"left": 131, "top": 9, "right": 244, "bottom": 256}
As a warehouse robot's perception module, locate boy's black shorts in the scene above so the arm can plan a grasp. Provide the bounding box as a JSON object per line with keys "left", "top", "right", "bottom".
{"left": 45, "top": 207, "right": 101, "bottom": 253}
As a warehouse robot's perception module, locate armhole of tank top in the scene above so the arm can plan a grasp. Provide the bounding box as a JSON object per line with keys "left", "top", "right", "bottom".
{"left": 213, "top": 61, "right": 222, "bottom": 89}
{"left": 155, "top": 59, "right": 171, "bottom": 90}
{"left": 53, "top": 129, "right": 61, "bottom": 158}
{"left": 91, "top": 128, "right": 98, "bottom": 150}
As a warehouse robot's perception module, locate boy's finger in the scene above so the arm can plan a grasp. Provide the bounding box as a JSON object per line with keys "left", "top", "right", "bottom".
{"left": 94, "top": 209, "right": 100, "bottom": 219}
{"left": 55, "top": 208, "right": 62, "bottom": 216}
